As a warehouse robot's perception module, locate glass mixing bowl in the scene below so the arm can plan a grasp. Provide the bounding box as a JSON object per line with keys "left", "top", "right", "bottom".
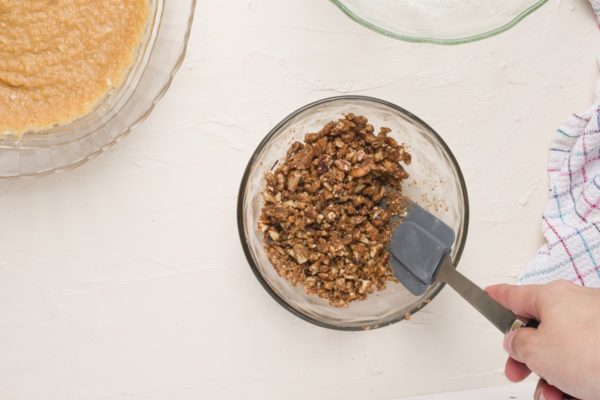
{"left": 0, "top": 0, "right": 196, "bottom": 178}
{"left": 238, "top": 96, "right": 469, "bottom": 330}
{"left": 330, "top": 0, "right": 548, "bottom": 45}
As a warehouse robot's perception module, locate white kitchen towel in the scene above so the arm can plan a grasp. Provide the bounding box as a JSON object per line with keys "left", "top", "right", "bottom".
{"left": 519, "top": 0, "right": 600, "bottom": 285}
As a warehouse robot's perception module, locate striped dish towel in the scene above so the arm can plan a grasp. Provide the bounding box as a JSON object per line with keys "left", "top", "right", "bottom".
{"left": 519, "top": 0, "right": 600, "bottom": 285}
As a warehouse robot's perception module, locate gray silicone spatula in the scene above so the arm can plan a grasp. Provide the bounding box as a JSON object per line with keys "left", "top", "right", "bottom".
{"left": 389, "top": 204, "right": 539, "bottom": 334}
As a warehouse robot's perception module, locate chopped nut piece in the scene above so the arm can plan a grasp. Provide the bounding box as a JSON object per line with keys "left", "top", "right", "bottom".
{"left": 358, "top": 279, "right": 371, "bottom": 294}
{"left": 292, "top": 244, "right": 309, "bottom": 264}
{"left": 334, "top": 159, "right": 351, "bottom": 172}
{"left": 268, "top": 230, "right": 280, "bottom": 241}
{"left": 287, "top": 171, "right": 302, "bottom": 192}
{"left": 259, "top": 114, "right": 411, "bottom": 307}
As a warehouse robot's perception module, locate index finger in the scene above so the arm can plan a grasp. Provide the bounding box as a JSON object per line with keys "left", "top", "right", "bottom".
{"left": 485, "top": 283, "right": 543, "bottom": 319}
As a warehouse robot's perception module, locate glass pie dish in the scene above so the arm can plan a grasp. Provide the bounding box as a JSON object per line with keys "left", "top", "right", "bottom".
{"left": 330, "top": 0, "right": 548, "bottom": 45}
{"left": 238, "top": 96, "right": 469, "bottom": 330}
{"left": 0, "top": 0, "right": 196, "bottom": 178}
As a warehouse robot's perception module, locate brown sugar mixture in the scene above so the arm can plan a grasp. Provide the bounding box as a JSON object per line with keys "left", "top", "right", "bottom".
{"left": 0, "top": 0, "right": 149, "bottom": 135}
{"left": 259, "top": 114, "right": 412, "bottom": 307}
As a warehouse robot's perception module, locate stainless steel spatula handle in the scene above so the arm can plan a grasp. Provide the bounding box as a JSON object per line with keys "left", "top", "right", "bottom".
{"left": 436, "top": 255, "right": 539, "bottom": 334}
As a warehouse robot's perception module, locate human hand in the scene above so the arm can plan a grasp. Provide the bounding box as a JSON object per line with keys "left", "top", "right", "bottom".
{"left": 486, "top": 281, "right": 600, "bottom": 400}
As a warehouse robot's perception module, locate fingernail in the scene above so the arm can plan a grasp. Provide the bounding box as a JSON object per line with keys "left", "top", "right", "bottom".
{"left": 539, "top": 394, "right": 545, "bottom": 400}
{"left": 503, "top": 330, "right": 516, "bottom": 355}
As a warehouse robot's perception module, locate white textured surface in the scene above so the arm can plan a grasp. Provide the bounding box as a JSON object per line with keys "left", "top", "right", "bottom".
{"left": 0, "top": 1, "right": 599, "bottom": 399}
{"left": 399, "top": 381, "right": 537, "bottom": 399}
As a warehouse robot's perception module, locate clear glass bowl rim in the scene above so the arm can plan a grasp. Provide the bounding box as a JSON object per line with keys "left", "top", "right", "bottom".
{"left": 329, "top": 0, "right": 549, "bottom": 45}
{"left": 237, "top": 95, "right": 470, "bottom": 330}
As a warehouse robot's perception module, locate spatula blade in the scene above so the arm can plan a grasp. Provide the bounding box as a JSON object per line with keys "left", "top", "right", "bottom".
{"left": 389, "top": 204, "right": 455, "bottom": 295}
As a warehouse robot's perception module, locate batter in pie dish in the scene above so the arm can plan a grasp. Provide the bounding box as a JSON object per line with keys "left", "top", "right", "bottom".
{"left": 0, "top": 0, "right": 149, "bottom": 135}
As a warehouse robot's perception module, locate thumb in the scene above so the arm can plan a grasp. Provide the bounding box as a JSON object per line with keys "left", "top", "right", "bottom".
{"left": 504, "top": 327, "right": 539, "bottom": 365}
{"left": 486, "top": 284, "right": 542, "bottom": 319}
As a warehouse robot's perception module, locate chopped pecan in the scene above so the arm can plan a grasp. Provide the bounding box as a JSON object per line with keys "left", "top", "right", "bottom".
{"left": 259, "top": 114, "right": 411, "bottom": 307}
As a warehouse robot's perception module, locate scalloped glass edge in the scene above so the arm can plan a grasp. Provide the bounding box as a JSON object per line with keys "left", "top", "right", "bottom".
{"left": 329, "top": 0, "right": 549, "bottom": 45}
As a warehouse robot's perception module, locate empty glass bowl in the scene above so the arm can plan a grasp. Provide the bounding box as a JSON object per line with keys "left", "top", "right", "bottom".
{"left": 238, "top": 96, "right": 469, "bottom": 330}
{"left": 0, "top": 0, "right": 196, "bottom": 178}
{"left": 330, "top": 0, "right": 548, "bottom": 45}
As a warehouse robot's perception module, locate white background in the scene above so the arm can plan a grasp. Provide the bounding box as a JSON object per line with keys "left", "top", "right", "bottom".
{"left": 0, "top": 1, "right": 599, "bottom": 399}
